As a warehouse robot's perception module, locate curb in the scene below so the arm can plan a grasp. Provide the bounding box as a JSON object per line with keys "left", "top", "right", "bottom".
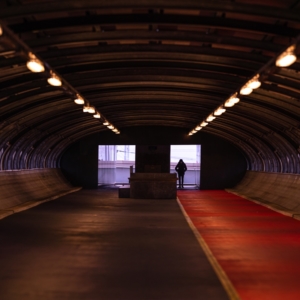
{"left": 0, "top": 187, "right": 82, "bottom": 221}
{"left": 176, "top": 196, "right": 240, "bottom": 300}
{"left": 225, "top": 189, "right": 296, "bottom": 219}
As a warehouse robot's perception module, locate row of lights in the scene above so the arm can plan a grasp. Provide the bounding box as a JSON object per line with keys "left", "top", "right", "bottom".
{"left": 188, "top": 44, "right": 298, "bottom": 136}
{"left": 26, "top": 52, "right": 120, "bottom": 134}
{"left": 1, "top": 23, "right": 297, "bottom": 136}
{"left": 27, "top": 52, "right": 120, "bottom": 131}
{"left": 0, "top": 22, "right": 120, "bottom": 135}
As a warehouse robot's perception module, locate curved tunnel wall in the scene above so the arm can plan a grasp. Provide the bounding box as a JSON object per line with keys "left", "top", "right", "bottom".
{"left": 228, "top": 171, "right": 300, "bottom": 218}
{"left": 1, "top": 119, "right": 299, "bottom": 177}
{"left": 0, "top": 168, "right": 81, "bottom": 213}
{"left": 1, "top": 86, "right": 299, "bottom": 174}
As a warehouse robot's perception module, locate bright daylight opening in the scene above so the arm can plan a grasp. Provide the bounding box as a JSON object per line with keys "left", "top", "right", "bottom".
{"left": 98, "top": 145, "right": 201, "bottom": 187}
{"left": 98, "top": 145, "right": 135, "bottom": 186}
{"left": 170, "top": 145, "right": 201, "bottom": 188}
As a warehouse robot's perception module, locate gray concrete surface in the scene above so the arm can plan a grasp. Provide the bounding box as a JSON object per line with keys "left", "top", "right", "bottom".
{"left": 0, "top": 189, "right": 228, "bottom": 300}
{"left": 0, "top": 169, "right": 80, "bottom": 210}
{"left": 227, "top": 171, "right": 300, "bottom": 218}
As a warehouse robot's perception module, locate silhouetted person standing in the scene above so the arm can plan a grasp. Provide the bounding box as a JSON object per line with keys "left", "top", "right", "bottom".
{"left": 175, "top": 159, "right": 187, "bottom": 189}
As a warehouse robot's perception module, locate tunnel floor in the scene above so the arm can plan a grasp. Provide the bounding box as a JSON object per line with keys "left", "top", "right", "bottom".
{"left": 0, "top": 189, "right": 228, "bottom": 300}
{"left": 178, "top": 190, "right": 300, "bottom": 300}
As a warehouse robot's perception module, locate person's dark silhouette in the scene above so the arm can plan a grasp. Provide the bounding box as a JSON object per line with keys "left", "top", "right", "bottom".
{"left": 175, "top": 159, "right": 187, "bottom": 189}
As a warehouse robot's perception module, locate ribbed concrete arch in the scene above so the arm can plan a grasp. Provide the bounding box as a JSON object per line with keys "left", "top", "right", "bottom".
{"left": 1, "top": 0, "right": 299, "bottom": 21}
{"left": 0, "top": 0, "right": 299, "bottom": 173}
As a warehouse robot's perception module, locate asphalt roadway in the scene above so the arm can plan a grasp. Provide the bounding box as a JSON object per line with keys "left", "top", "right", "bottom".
{"left": 0, "top": 189, "right": 228, "bottom": 300}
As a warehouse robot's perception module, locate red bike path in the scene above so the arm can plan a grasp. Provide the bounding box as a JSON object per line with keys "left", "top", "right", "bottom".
{"left": 177, "top": 190, "right": 300, "bottom": 300}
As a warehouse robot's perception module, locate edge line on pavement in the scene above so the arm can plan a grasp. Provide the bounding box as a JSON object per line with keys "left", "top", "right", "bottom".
{"left": 176, "top": 196, "right": 240, "bottom": 300}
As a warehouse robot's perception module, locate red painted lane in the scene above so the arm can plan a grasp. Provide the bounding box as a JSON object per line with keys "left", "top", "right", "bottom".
{"left": 177, "top": 190, "right": 300, "bottom": 300}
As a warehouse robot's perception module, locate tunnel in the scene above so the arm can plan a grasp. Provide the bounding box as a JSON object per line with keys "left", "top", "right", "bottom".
{"left": 0, "top": 1, "right": 300, "bottom": 299}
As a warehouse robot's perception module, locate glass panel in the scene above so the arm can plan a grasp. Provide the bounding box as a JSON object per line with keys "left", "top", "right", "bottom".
{"left": 171, "top": 145, "right": 201, "bottom": 187}
{"left": 98, "top": 145, "right": 135, "bottom": 186}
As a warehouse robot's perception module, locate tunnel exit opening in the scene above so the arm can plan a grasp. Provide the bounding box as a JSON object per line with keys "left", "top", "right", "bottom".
{"left": 170, "top": 145, "right": 201, "bottom": 188}
{"left": 98, "top": 145, "right": 135, "bottom": 186}
{"left": 98, "top": 145, "right": 201, "bottom": 187}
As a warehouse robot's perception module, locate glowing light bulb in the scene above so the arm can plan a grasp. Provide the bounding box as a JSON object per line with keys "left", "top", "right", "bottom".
{"left": 206, "top": 114, "right": 216, "bottom": 122}
{"left": 214, "top": 106, "right": 226, "bottom": 116}
{"left": 26, "top": 52, "right": 44, "bottom": 73}
{"left": 225, "top": 95, "right": 240, "bottom": 107}
{"left": 276, "top": 45, "right": 297, "bottom": 67}
{"left": 240, "top": 84, "right": 253, "bottom": 95}
{"left": 93, "top": 113, "right": 101, "bottom": 118}
{"left": 248, "top": 75, "right": 261, "bottom": 89}
{"left": 74, "top": 95, "right": 84, "bottom": 105}
{"left": 83, "top": 105, "right": 89, "bottom": 112}
{"left": 87, "top": 106, "right": 95, "bottom": 114}
{"left": 47, "top": 72, "right": 62, "bottom": 86}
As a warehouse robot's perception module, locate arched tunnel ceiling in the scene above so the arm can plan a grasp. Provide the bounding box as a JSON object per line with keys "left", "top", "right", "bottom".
{"left": 0, "top": 0, "right": 299, "bottom": 172}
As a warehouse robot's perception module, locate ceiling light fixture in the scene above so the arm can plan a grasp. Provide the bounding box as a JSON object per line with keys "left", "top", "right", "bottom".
{"left": 47, "top": 71, "right": 62, "bottom": 86}
{"left": 103, "top": 121, "right": 109, "bottom": 126}
{"left": 108, "top": 125, "right": 114, "bottom": 129}
{"left": 276, "top": 45, "right": 297, "bottom": 67}
{"left": 247, "top": 75, "right": 261, "bottom": 89}
{"left": 93, "top": 112, "right": 101, "bottom": 119}
{"left": 87, "top": 106, "right": 95, "bottom": 114}
{"left": 200, "top": 121, "right": 208, "bottom": 127}
{"left": 225, "top": 94, "right": 240, "bottom": 107}
{"left": 206, "top": 114, "right": 216, "bottom": 122}
{"left": 214, "top": 106, "right": 226, "bottom": 116}
{"left": 26, "top": 52, "right": 45, "bottom": 73}
{"left": 195, "top": 126, "right": 202, "bottom": 131}
{"left": 83, "top": 106, "right": 89, "bottom": 112}
{"left": 74, "top": 94, "right": 84, "bottom": 105}
{"left": 240, "top": 84, "right": 253, "bottom": 95}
